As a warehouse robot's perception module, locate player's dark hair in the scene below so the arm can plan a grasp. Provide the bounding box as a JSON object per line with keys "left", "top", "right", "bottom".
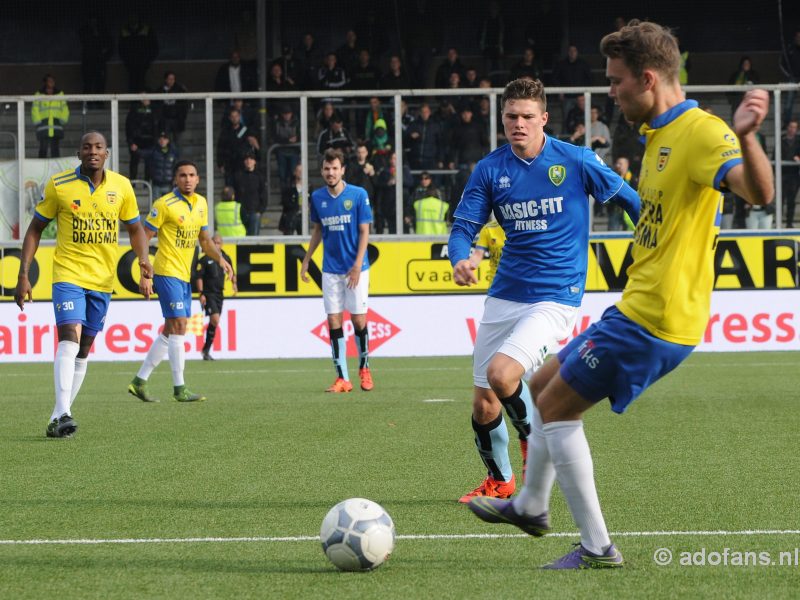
{"left": 173, "top": 159, "right": 198, "bottom": 174}
{"left": 600, "top": 19, "right": 680, "bottom": 81}
{"left": 323, "top": 148, "right": 345, "bottom": 167}
{"left": 80, "top": 130, "right": 108, "bottom": 147}
{"left": 501, "top": 78, "right": 547, "bottom": 112}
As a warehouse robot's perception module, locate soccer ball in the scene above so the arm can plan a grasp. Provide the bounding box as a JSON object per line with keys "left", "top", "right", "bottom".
{"left": 320, "top": 498, "right": 395, "bottom": 571}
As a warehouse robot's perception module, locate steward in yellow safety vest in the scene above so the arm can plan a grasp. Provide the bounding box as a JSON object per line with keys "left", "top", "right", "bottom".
{"left": 413, "top": 193, "right": 449, "bottom": 235}
{"left": 214, "top": 185, "right": 247, "bottom": 237}
{"left": 32, "top": 74, "right": 69, "bottom": 158}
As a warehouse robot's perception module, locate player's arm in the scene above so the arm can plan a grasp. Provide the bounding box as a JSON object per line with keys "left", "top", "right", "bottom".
{"left": 608, "top": 180, "right": 641, "bottom": 226}
{"left": 469, "top": 246, "right": 487, "bottom": 268}
{"left": 14, "top": 217, "right": 48, "bottom": 310}
{"left": 224, "top": 251, "right": 238, "bottom": 295}
{"left": 347, "top": 222, "right": 370, "bottom": 289}
{"left": 448, "top": 218, "right": 483, "bottom": 286}
{"left": 725, "top": 89, "right": 775, "bottom": 206}
{"left": 126, "top": 221, "right": 154, "bottom": 299}
{"left": 300, "top": 222, "right": 323, "bottom": 283}
{"left": 198, "top": 229, "right": 233, "bottom": 280}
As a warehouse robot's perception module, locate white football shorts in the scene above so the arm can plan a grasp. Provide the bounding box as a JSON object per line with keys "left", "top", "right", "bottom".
{"left": 322, "top": 270, "right": 370, "bottom": 315}
{"left": 473, "top": 296, "right": 578, "bottom": 388}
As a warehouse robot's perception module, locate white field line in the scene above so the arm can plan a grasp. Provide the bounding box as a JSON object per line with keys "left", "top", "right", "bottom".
{"left": 3, "top": 530, "right": 800, "bottom": 546}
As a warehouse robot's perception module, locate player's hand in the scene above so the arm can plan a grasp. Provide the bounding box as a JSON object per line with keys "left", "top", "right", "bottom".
{"left": 220, "top": 258, "right": 234, "bottom": 281}
{"left": 733, "top": 89, "right": 769, "bottom": 137}
{"left": 199, "top": 293, "right": 206, "bottom": 307}
{"left": 139, "top": 275, "right": 153, "bottom": 300}
{"left": 347, "top": 265, "right": 361, "bottom": 289}
{"left": 139, "top": 258, "right": 153, "bottom": 279}
{"left": 453, "top": 259, "right": 478, "bottom": 286}
{"left": 300, "top": 261, "right": 310, "bottom": 283}
{"left": 14, "top": 275, "right": 32, "bottom": 310}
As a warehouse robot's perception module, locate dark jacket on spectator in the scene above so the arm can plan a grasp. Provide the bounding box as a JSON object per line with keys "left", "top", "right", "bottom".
{"left": 407, "top": 117, "right": 444, "bottom": 168}
{"left": 146, "top": 143, "right": 179, "bottom": 186}
{"left": 125, "top": 103, "right": 158, "bottom": 147}
{"left": 317, "top": 125, "right": 355, "bottom": 156}
{"left": 233, "top": 169, "right": 267, "bottom": 214}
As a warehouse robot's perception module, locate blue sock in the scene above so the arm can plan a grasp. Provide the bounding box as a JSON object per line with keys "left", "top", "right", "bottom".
{"left": 330, "top": 327, "right": 349, "bottom": 381}
{"left": 500, "top": 381, "right": 532, "bottom": 441}
{"left": 472, "top": 414, "right": 513, "bottom": 482}
{"left": 355, "top": 327, "right": 369, "bottom": 369}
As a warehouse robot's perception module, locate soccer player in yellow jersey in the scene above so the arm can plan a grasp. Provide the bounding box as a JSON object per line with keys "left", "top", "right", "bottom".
{"left": 469, "top": 20, "right": 774, "bottom": 569}
{"left": 128, "top": 160, "right": 232, "bottom": 403}
{"left": 14, "top": 131, "right": 153, "bottom": 438}
{"left": 469, "top": 220, "right": 505, "bottom": 282}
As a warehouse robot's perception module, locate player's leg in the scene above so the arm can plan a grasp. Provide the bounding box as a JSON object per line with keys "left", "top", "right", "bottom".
{"left": 347, "top": 270, "right": 372, "bottom": 391}
{"left": 69, "top": 289, "right": 110, "bottom": 410}
{"left": 202, "top": 304, "right": 222, "bottom": 359}
{"left": 129, "top": 331, "right": 169, "bottom": 402}
{"left": 323, "top": 273, "right": 352, "bottom": 392}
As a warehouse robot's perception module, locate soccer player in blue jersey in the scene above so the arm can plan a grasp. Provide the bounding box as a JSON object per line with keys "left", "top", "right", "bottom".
{"left": 469, "top": 20, "right": 774, "bottom": 569}
{"left": 14, "top": 131, "right": 153, "bottom": 438}
{"left": 301, "top": 149, "right": 374, "bottom": 393}
{"left": 449, "top": 77, "right": 640, "bottom": 504}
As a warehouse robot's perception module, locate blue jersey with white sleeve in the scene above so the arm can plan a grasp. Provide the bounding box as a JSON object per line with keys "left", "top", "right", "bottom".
{"left": 451, "top": 137, "right": 637, "bottom": 306}
{"left": 310, "top": 183, "right": 373, "bottom": 274}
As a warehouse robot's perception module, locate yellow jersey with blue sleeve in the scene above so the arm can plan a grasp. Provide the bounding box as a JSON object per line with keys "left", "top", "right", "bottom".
{"left": 146, "top": 189, "right": 209, "bottom": 282}
{"left": 34, "top": 166, "right": 140, "bottom": 293}
{"left": 616, "top": 100, "right": 742, "bottom": 345}
{"left": 475, "top": 221, "right": 506, "bottom": 282}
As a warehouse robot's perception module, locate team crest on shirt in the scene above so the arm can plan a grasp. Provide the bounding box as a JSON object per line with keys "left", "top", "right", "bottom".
{"left": 150, "top": 207, "right": 158, "bottom": 218}
{"left": 657, "top": 147, "right": 671, "bottom": 171}
{"left": 178, "top": 215, "right": 185, "bottom": 224}
{"left": 106, "top": 191, "right": 118, "bottom": 205}
{"left": 498, "top": 175, "right": 511, "bottom": 189}
{"left": 343, "top": 199, "right": 353, "bottom": 210}
{"left": 548, "top": 165, "right": 566, "bottom": 186}
{"left": 70, "top": 199, "right": 81, "bottom": 210}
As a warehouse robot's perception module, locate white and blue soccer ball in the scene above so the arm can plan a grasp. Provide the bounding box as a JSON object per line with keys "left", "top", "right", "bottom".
{"left": 320, "top": 498, "right": 395, "bottom": 571}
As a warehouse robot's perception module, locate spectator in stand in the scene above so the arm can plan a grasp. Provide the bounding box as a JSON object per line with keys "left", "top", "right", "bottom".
{"left": 447, "top": 104, "right": 489, "bottom": 171}
{"left": 364, "top": 96, "right": 388, "bottom": 144}
{"left": 778, "top": 119, "right": 800, "bottom": 227}
{"left": 509, "top": 47, "right": 543, "bottom": 83}
{"left": 607, "top": 156, "right": 637, "bottom": 231}
{"left": 552, "top": 45, "right": 593, "bottom": 124}
{"left": 589, "top": 105, "right": 612, "bottom": 164}
{"left": 317, "top": 113, "right": 355, "bottom": 158}
{"left": 464, "top": 67, "right": 480, "bottom": 89}
{"left": 676, "top": 35, "right": 691, "bottom": 85}
{"left": 479, "top": 1, "right": 505, "bottom": 75}
{"left": 435, "top": 47, "right": 466, "bottom": 89}
{"left": 316, "top": 101, "right": 344, "bottom": 137}
{"left": 271, "top": 104, "right": 301, "bottom": 191}
{"left": 217, "top": 107, "right": 259, "bottom": 186}
{"left": 296, "top": 32, "right": 324, "bottom": 91}
{"left": 214, "top": 51, "right": 257, "bottom": 99}
{"left": 233, "top": 151, "right": 266, "bottom": 236}
{"left": 562, "top": 121, "right": 587, "bottom": 146}
{"left": 474, "top": 96, "right": 493, "bottom": 130}
{"left": 349, "top": 49, "right": 382, "bottom": 91}
{"left": 233, "top": 8, "right": 258, "bottom": 65}
{"left": 611, "top": 113, "right": 644, "bottom": 174}
{"left": 382, "top": 54, "right": 412, "bottom": 89}
{"left": 222, "top": 98, "right": 258, "bottom": 131}
{"left": 119, "top": 15, "right": 158, "bottom": 93}
{"left": 215, "top": 185, "right": 247, "bottom": 238}
{"left": 413, "top": 184, "right": 449, "bottom": 234}
{"left": 403, "top": 1, "right": 441, "bottom": 87}
{"left": 369, "top": 119, "right": 393, "bottom": 172}
{"left": 146, "top": 131, "right": 179, "bottom": 199}
{"left": 563, "top": 94, "right": 587, "bottom": 137}
{"left": 448, "top": 161, "right": 476, "bottom": 221}
{"left": 346, "top": 143, "right": 376, "bottom": 201}
{"left": 78, "top": 16, "right": 113, "bottom": 101}
{"left": 32, "top": 74, "right": 69, "bottom": 159}
{"left": 317, "top": 52, "right": 348, "bottom": 104}
{"left": 279, "top": 163, "right": 305, "bottom": 235}
{"left": 407, "top": 102, "right": 444, "bottom": 173}
{"left": 266, "top": 61, "right": 296, "bottom": 115}
{"left": 411, "top": 170, "right": 442, "bottom": 226}
{"left": 337, "top": 29, "right": 361, "bottom": 79}
{"left": 436, "top": 98, "right": 460, "bottom": 153}
{"left": 375, "top": 150, "right": 413, "bottom": 234}
{"left": 276, "top": 44, "right": 299, "bottom": 87}
{"left": 156, "top": 71, "right": 188, "bottom": 143}
{"left": 781, "top": 30, "right": 800, "bottom": 123}
{"left": 125, "top": 96, "right": 157, "bottom": 180}
{"left": 727, "top": 56, "right": 760, "bottom": 114}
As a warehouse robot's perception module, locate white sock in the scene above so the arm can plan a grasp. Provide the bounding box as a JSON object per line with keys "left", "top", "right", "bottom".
{"left": 544, "top": 420, "right": 611, "bottom": 555}
{"left": 51, "top": 341, "right": 79, "bottom": 421}
{"left": 137, "top": 334, "right": 170, "bottom": 380}
{"left": 513, "top": 404, "right": 556, "bottom": 517}
{"left": 69, "top": 357, "right": 88, "bottom": 409}
{"left": 167, "top": 334, "right": 185, "bottom": 386}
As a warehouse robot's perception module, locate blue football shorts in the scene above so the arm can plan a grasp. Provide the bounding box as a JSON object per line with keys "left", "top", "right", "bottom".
{"left": 154, "top": 275, "right": 192, "bottom": 319}
{"left": 52, "top": 282, "right": 111, "bottom": 336}
{"left": 558, "top": 306, "right": 695, "bottom": 414}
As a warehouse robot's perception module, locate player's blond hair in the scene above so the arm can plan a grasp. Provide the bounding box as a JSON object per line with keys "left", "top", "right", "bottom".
{"left": 600, "top": 19, "right": 681, "bottom": 82}
{"left": 501, "top": 78, "right": 547, "bottom": 112}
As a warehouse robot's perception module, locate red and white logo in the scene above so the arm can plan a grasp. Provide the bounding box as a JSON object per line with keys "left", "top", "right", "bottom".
{"left": 312, "top": 308, "right": 401, "bottom": 356}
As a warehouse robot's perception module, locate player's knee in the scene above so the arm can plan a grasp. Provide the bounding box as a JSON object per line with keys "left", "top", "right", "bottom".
{"left": 486, "top": 365, "right": 517, "bottom": 398}
{"left": 472, "top": 391, "right": 501, "bottom": 423}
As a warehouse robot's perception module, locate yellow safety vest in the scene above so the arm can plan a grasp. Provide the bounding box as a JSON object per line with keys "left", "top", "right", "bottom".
{"left": 413, "top": 195, "right": 449, "bottom": 235}
{"left": 32, "top": 92, "right": 70, "bottom": 138}
{"left": 215, "top": 200, "right": 247, "bottom": 237}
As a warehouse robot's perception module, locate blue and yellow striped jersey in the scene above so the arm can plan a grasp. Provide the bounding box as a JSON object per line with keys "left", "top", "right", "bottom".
{"left": 146, "top": 189, "right": 209, "bottom": 282}
{"left": 34, "top": 167, "right": 140, "bottom": 292}
{"left": 617, "top": 100, "right": 743, "bottom": 345}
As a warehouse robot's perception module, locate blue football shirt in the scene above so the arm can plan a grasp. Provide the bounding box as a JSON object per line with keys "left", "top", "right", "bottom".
{"left": 453, "top": 137, "right": 633, "bottom": 306}
{"left": 310, "top": 183, "right": 373, "bottom": 274}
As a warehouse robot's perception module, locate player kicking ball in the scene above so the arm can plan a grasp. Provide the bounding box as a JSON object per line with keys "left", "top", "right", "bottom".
{"left": 128, "top": 160, "right": 232, "bottom": 403}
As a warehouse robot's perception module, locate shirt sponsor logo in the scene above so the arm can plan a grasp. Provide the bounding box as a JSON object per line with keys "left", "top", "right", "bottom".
{"left": 548, "top": 165, "right": 566, "bottom": 186}
{"left": 657, "top": 147, "right": 671, "bottom": 171}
